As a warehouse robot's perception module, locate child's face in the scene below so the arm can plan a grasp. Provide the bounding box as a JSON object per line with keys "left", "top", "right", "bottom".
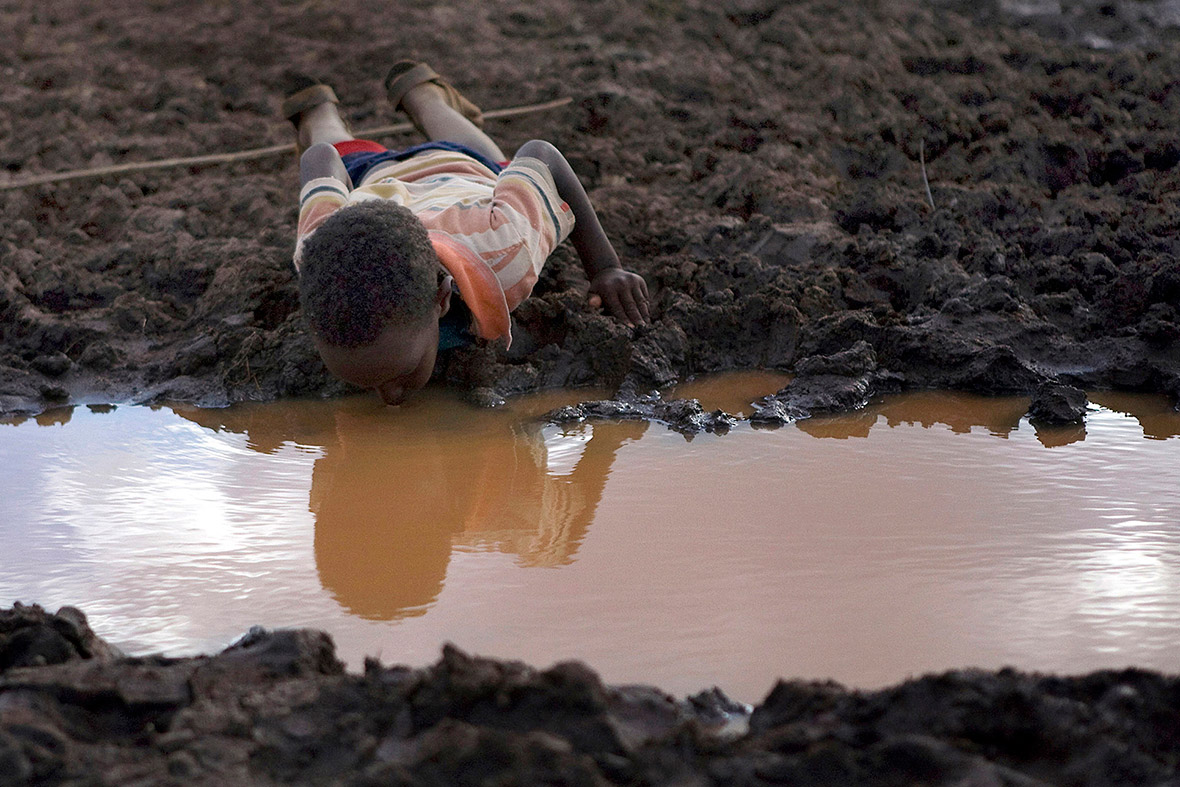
{"left": 315, "top": 317, "right": 440, "bottom": 406}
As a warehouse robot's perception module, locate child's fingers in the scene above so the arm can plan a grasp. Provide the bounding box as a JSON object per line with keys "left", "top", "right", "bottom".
{"left": 636, "top": 285, "right": 651, "bottom": 321}
{"left": 602, "top": 290, "right": 633, "bottom": 326}
{"left": 629, "top": 297, "right": 647, "bottom": 325}
{"left": 629, "top": 277, "right": 650, "bottom": 319}
{"left": 619, "top": 289, "right": 646, "bottom": 325}
{"left": 588, "top": 293, "right": 603, "bottom": 309}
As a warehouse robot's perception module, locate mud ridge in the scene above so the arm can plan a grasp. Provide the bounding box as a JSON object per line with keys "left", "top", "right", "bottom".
{"left": 2, "top": 604, "right": 1178, "bottom": 786}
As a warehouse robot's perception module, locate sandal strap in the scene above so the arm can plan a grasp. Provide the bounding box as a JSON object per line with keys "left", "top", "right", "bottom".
{"left": 280, "top": 84, "right": 339, "bottom": 122}
{"left": 384, "top": 62, "right": 440, "bottom": 110}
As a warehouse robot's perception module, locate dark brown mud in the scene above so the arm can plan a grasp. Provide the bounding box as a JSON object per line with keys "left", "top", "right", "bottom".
{"left": 2, "top": 0, "right": 1179, "bottom": 416}
{"left": 4, "top": 1, "right": 1180, "bottom": 783}
{"left": 3, "top": 604, "right": 1179, "bottom": 786}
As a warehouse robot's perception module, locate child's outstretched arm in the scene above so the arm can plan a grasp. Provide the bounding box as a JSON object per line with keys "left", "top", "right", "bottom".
{"left": 515, "top": 140, "right": 649, "bottom": 326}
{"left": 300, "top": 142, "right": 353, "bottom": 190}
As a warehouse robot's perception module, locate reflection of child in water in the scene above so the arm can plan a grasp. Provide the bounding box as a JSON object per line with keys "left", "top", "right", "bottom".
{"left": 312, "top": 408, "right": 646, "bottom": 620}
{"left": 285, "top": 62, "right": 650, "bottom": 406}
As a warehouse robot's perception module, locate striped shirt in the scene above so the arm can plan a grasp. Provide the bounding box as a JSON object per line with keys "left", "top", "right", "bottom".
{"left": 294, "top": 150, "right": 575, "bottom": 346}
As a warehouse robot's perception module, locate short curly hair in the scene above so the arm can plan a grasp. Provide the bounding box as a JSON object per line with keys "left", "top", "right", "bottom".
{"left": 298, "top": 200, "right": 440, "bottom": 348}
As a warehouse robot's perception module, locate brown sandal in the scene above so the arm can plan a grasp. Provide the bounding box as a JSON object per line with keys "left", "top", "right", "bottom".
{"left": 281, "top": 76, "right": 341, "bottom": 155}
{"left": 384, "top": 61, "right": 484, "bottom": 136}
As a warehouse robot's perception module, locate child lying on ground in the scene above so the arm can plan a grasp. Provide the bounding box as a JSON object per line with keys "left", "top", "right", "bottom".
{"left": 284, "top": 61, "right": 650, "bottom": 406}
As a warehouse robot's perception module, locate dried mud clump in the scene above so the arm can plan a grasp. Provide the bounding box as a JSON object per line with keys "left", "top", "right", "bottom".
{"left": 2, "top": 0, "right": 1179, "bottom": 417}
{"left": 1, "top": 605, "right": 1179, "bottom": 786}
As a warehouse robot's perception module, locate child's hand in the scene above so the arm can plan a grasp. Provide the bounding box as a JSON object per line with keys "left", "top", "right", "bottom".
{"left": 588, "top": 269, "right": 650, "bottom": 326}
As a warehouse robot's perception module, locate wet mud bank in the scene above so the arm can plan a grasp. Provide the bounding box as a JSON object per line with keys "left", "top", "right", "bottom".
{"left": 2, "top": 0, "right": 1180, "bottom": 417}
{"left": 3, "top": 604, "right": 1179, "bottom": 786}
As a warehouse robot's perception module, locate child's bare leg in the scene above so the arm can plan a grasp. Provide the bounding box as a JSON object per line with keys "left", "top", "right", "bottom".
{"left": 401, "top": 85, "right": 506, "bottom": 162}
{"left": 296, "top": 102, "right": 353, "bottom": 151}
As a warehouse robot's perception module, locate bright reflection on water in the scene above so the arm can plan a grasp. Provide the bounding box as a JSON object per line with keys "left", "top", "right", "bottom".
{"left": 2, "top": 378, "right": 1179, "bottom": 702}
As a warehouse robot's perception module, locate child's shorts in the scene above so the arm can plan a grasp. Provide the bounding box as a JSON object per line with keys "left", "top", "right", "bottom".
{"left": 333, "top": 139, "right": 506, "bottom": 185}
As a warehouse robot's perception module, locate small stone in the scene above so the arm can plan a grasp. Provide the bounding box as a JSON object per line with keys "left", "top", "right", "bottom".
{"left": 749, "top": 399, "right": 798, "bottom": 427}
{"left": 1027, "top": 382, "right": 1088, "bottom": 425}
{"left": 545, "top": 405, "right": 585, "bottom": 424}
{"left": 465, "top": 386, "right": 506, "bottom": 408}
{"left": 774, "top": 373, "right": 874, "bottom": 415}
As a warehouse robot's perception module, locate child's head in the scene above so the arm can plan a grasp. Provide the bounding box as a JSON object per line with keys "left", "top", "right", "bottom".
{"left": 299, "top": 200, "right": 452, "bottom": 406}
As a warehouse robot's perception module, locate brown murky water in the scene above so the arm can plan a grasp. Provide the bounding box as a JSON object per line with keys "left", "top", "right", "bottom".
{"left": 4, "top": 375, "right": 1179, "bottom": 702}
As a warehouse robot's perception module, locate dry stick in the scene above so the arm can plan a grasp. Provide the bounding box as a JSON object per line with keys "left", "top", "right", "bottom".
{"left": 0, "top": 97, "right": 573, "bottom": 191}
{"left": 919, "top": 138, "right": 936, "bottom": 210}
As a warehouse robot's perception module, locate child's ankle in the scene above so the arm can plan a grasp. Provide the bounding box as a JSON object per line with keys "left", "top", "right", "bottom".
{"left": 400, "top": 83, "right": 445, "bottom": 115}
{"left": 298, "top": 104, "right": 349, "bottom": 148}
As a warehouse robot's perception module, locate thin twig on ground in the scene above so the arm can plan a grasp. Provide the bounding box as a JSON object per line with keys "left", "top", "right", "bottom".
{"left": 919, "top": 138, "right": 935, "bottom": 211}
{"left": 0, "top": 97, "right": 573, "bottom": 191}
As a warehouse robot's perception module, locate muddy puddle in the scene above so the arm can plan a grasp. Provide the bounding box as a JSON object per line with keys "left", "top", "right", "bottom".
{"left": 3, "top": 374, "right": 1179, "bottom": 702}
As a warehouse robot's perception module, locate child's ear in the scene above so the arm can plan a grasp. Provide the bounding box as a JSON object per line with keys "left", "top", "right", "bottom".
{"left": 436, "top": 274, "right": 454, "bottom": 318}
